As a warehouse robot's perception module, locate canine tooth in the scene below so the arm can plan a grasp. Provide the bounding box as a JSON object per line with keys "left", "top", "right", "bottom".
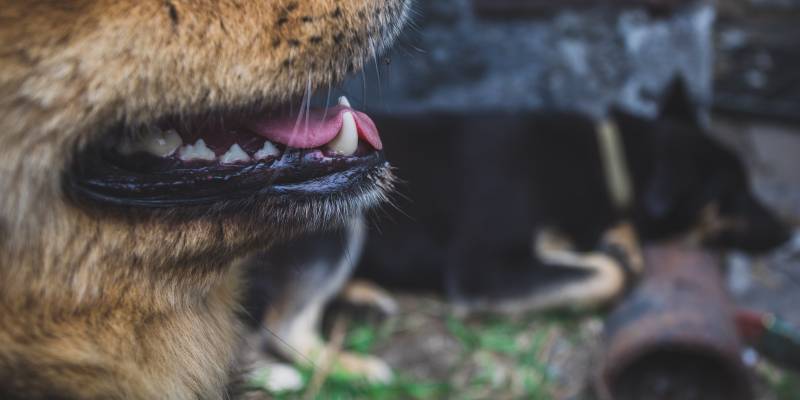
{"left": 254, "top": 140, "right": 281, "bottom": 160}
{"left": 144, "top": 129, "right": 182, "bottom": 157}
{"left": 178, "top": 139, "right": 216, "bottom": 161}
{"left": 326, "top": 111, "right": 358, "bottom": 156}
{"left": 116, "top": 128, "right": 182, "bottom": 157}
{"left": 338, "top": 96, "right": 352, "bottom": 108}
{"left": 220, "top": 144, "right": 250, "bottom": 164}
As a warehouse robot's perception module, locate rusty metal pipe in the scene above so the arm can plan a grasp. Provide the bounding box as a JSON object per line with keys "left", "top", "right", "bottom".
{"left": 595, "top": 242, "right": 753, "bottom": 400}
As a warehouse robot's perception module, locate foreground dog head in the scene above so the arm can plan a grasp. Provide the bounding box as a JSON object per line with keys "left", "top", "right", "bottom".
{"left": 1, "top": 1, "right": 410, "bottom": 398}
{"left": 0, "top": 0, "right": 409, "bottom": 306}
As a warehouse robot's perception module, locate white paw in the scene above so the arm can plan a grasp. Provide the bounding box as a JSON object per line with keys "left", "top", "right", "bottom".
{"left": 247, "top": 361, "right": 304, "bottom": 394}
{"left": 337, "top": 352, "right": 394, "bottom": 384}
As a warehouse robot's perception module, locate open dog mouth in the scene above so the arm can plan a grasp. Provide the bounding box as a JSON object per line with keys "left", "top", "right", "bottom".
{"left": 69, "top": 96, "right": 387, "bottom": 208}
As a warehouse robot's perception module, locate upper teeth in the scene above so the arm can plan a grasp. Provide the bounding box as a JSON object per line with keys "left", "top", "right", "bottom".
{"left": 326, "top": 111, "right": 358, "bottom": 156}
{"left": 178, "top": 139, "right": 216, "bottom": 161}
{"left": 254, "top": 140, "right": 281, "bottom": 160}
{"left": 117, "top": 128, "right": 183, "bottom": 157}
{"left": 220, "top": 144, "right": 251, "bottom": 164}
{"left": 115, "top": 104, "right": 358, "bottom": 163}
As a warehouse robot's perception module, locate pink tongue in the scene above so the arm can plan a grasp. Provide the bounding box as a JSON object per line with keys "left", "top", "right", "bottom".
{"left": 247, "top": 105, "right": 382, "bottom": 150}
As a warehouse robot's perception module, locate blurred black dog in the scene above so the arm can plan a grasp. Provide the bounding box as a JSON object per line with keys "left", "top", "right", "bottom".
{"left": 242, "top": 80, "right": 789, "bottom": 378}
{"left": 356, "top": 80, "right": 790, "bottom": 312}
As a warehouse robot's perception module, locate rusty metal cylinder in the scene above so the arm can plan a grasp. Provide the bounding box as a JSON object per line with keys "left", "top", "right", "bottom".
{"left": 596, "top": 242, "right": 753, "bottom": 400}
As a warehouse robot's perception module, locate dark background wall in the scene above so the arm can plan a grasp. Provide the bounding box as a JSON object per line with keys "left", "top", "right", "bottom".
{"left": 715, "top": 0, "right": 800, "bottom": 122}
{"left": 344, "top": 0, "right": 714, "bottom": 118}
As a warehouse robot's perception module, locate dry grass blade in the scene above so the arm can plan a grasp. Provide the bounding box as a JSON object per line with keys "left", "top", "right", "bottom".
{"left": 303, "top": 315, "right": 349, "bottom": 400}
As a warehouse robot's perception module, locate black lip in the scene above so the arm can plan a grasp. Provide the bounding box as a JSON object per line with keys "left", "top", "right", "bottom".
{"left": 67, "top": 148, "right": 386, "bottom": 208}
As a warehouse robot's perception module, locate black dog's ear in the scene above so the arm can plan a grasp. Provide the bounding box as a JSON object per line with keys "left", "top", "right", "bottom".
{"left": 659, "top": 76, "right": 699, "bottom": 125}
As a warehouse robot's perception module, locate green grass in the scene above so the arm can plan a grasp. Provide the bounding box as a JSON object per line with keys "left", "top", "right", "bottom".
{"left": 270, "top": 368, "right": 447, "bottom": 400}
{"left": 773, "top": 372, "right": 800, "bottom": 400}
{"left": 266, "top": 319, "right": 447, "bottom": 400}
{"left": 256, "top": 303, "right": 590, "bottom": 399}
{"left": 343, "top": 319, "right": 395, "bottom": 356}
{"left": 444, "top": 315, "right": 564, "bottom": 399}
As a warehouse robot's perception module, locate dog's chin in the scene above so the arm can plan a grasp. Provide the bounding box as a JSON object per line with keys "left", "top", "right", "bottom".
{"left": 63, "top": 96, "right": 394, "bottom": 235}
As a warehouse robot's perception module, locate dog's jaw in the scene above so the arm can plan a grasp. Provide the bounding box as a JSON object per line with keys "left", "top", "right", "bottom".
{"left": 0, "top": 1, "right": 410, "bottom": 398}
{"left": 0, "top": 0, "right": 411, "bottom": 297}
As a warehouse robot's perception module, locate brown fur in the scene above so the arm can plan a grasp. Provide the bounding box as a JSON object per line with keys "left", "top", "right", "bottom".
{"left": 0, "top": 1, "right": 409, "bottom": 398}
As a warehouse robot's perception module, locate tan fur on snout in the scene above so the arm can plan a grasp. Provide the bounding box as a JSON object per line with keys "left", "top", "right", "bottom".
{"left": 0, "top": 1, "right": 409, "bottom": 398}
